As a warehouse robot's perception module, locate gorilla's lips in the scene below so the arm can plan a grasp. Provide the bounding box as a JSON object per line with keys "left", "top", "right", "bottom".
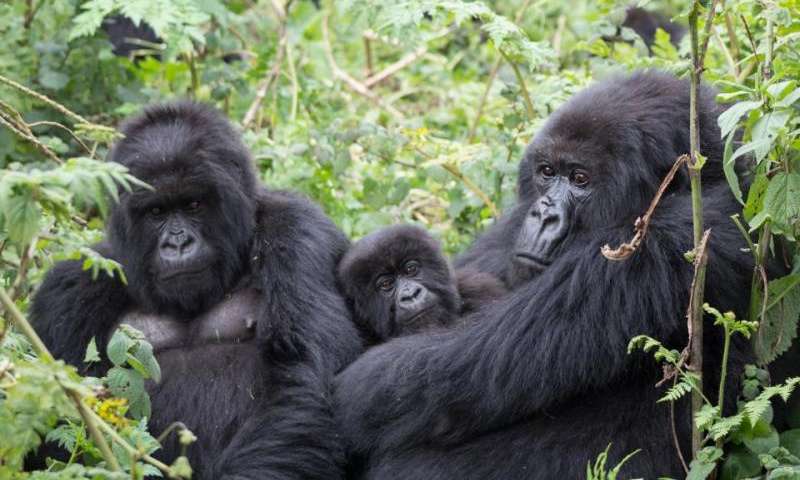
{"left": 158, "top": 265, "right": 210, "bottom": 281}
{"left": 514, "top": 252, "right": 551, "bottom": 270}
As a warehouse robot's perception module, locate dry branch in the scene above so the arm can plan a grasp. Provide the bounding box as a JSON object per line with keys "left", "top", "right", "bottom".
{"left": 602, "top": 155, "right": 688, "bottom": 260}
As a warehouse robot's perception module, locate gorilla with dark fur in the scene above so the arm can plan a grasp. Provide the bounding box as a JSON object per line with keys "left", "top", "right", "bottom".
{"left": 335, "top": 71, "right": 754, "bottom": 479}
{"left": 337, "top": 225, "right": 506, "bottom": 343}
{"left": 31, "top": 102, "right": 362, "bottom": 479}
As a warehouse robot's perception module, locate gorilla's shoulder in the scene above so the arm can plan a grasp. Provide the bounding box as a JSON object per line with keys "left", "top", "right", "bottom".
{"left": 255, "top": 188, "right": 349, "bottom": 252}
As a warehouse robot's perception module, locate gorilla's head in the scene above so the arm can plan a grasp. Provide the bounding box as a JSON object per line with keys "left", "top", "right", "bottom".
{"left": 511, "top": 71, "right": 725, "bottom": 282}
{"left": 338, "top": 225, "right": 460, "bottom": 341}
{"left": 108, "top": 102, "right": 257, "bottom": 316}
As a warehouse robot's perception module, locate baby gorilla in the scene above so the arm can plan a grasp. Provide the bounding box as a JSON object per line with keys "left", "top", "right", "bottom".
{"left": 338, "top": 225, "right": 506, "bottom": 343}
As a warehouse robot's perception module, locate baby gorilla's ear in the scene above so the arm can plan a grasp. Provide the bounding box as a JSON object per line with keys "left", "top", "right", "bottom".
{"left": 455, "top": 269, "right": 509, "bottom": 315}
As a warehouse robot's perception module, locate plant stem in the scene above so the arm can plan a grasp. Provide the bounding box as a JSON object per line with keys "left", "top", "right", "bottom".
{"left": 687, "top": 0, "right": 716, "bottom": 457}
{"left": 0, "top": 287, "right": 120, "bottom": 471}
{"left": 499, "top": 49, "right": 535, "bottom": 121}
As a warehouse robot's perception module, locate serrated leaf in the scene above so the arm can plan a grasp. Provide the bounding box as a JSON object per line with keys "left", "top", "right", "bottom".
{"left": 3, "top": 190, "right": 41, "bottom": 246}
{"left": 761, "top": 173, "right": 800, "bottom": 241}
{"left": 132, "top": 342, "right": 161, "bottom": 383}
{"left": 107, "top": 329, "right": 133, "bottom": 366}
{"left": 754, "top": 274, "right": 800, "bottom": 364}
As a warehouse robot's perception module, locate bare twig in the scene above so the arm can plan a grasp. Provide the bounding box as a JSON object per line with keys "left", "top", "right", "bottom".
{"left": 602, "top": 155, "right": 689, "bottom": 260}
{"left": 364, "top": 46, "right": 428, "bottom": 88}
{"left": 321, "top": 14, "right": 403, "bottom": 120}
{"left": 363, "top": 31, "right": 375, "bottom": 77}
{"left": 696, "top": 0, "right": 720, "bottom": 69}
{"left": 468, "top": 0, "right": 535, "bottom": 141}
{"left": 723, "top": 9, "right": 740, "bottom": 75}
{"left": 242, "top": 3, "right": 288, "bottom": 129}
{"left": 0, "top": 110, "right": 62, "bottom": 163}
{"left": 0, "top": 74, "right": 88, "bottom": 124}
{"left": 712, "top": 26, "right": 738, "bottom": 78}
{"left": 499, "top": 49, "right": 535, "bottom": 120}
{"left": 29, "top": 120, "right": 94, "bottom": 156}
{"left": 670, "top": 378, "right": 690, "bottom": 475}
{"left": 285, "top": 41, "right": 300, "bottom": 122}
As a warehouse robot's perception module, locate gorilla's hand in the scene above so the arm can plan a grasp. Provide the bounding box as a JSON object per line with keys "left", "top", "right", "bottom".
{"left": 334, "top": 332, "right": 475, "bottom": 455}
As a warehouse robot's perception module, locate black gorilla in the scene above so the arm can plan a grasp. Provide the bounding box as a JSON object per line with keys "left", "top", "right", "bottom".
{"left": 31, "top": 102, "right": 363, "bottom": 479}
{"left": 622, "top": 7, "right": 686, "bottom": 48}
{"left": 337, "top": 225, "right": 507, "bottom": 343}
{"left": 335, "top": 71, "right": 754, "bottom": 479}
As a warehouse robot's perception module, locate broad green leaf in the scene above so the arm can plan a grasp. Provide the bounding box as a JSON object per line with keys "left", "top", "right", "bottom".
{"left": 719, "top": 446, "right": 761, "bottom": 480}
{"left": 760, "top": 173, "right": 800, "bottom": 241}
{"left": 754, "top": 274, "right": 800, "bottom": 364}
{"left": 3, "top": 190, "right": 41, "bottom": 246}
{"left": 131, "top": 342, "right": 161, "bottom": 383}
{"left": 781, "top": 429, "right": 800, "bottom": 458}
{"left": 106, "top": 329, "right": 133, "bottom": 366}
{"left": 718, "top": 100, "right": 762, "bottom": 139}
{"left": 751, "top": 109, "right": 791, "bottom": 162}
{"left": 744, "top": 169, "right": 770, "bottom": 221}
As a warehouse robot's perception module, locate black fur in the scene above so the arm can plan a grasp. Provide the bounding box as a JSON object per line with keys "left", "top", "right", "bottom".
{"left": 338, "top": 225, "right": 505, "bottom": 344}
{"left": 334, "top": 71, "right": 753, "bottom": 479}
{"left": 30, "top": 102, "right": 363, "bottom": 479}
{"left": 622, "top": 7, "right": 686, "bottom": 48}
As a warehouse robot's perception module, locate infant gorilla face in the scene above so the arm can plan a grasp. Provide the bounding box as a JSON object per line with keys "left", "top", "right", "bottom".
{"left": 375, "top": 258, "right": 447, "bottom": 332}
{"left": 338, "top": 225, "right": 461, "bottom": 341}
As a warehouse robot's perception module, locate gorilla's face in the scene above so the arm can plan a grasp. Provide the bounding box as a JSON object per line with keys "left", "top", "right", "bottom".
{"left": 108, "top": 102, "right": 257, "bottom": 317}
{"left": 339, "top": 225, "right": 461, "bottom": 340}
{"left": 512, "top": 142, "right": 595, "bottom": 274}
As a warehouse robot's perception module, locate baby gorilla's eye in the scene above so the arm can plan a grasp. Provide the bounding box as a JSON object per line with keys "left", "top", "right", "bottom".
{"left": 187, "top": 200, "right": 201, "bottom": 211}
{"left": 570, "top": 170, "right": 590, "bottom": 187}
{"left": 150, "top": 206, "right": 163, "bottom": 216}
{"left": 376, "top": 275, "right": 395, "bottom": 292}
{"left": 539, "top": 165, "right": 555, "bottom": 178}
{"left": 403, "top": 260, "right": 420, "bottom": 276}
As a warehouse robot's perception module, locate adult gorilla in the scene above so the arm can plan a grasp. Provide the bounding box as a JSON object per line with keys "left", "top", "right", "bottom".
{"left": 31, "top": 102, "right": 362, "bottom": 479}
{"left": 335, "top": 71, "right": 753, "bottom": 479}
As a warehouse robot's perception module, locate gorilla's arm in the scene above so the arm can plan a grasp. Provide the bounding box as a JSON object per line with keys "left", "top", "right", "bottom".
{"left": 213, "top": 363, "right": 344, "bottom": 480}
{"left": 252, "top": 189, "right": 363, "bottom": 372}
{"left": 455, "top": 269, "right": 508, "bottom": 315}
{"left": 30, "top": 244, "right": 132, "bottom": 370}
{"left": 336, "top": 190, "right": 752, "bottom": 455}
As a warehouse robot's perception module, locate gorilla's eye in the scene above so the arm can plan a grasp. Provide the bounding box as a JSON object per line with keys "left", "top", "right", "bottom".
{"left": 403, "top": 260, "right": 420, "bottom": 276}
{"left": 187, "top": 200, "right": 201, "bottom": 211}
{"left": 570, "top": 170, "right": 590, "bottom": 187}
{"left": 376, "top": 275, "right": 395, "bottom": 292}
{"left": 539, "top": 165, "right": 556, "bottom": 178}
{"left": 149, "top": 206, "right": 163, "bottom": 216}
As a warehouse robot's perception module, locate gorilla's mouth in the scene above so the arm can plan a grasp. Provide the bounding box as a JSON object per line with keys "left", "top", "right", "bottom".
{"left": 404, "top": 307, "right": 435, "bottom": 325}
{"left": 159, "top": 266, "right": 209, "bottom": 281}
{"left": 514, "top": 252, "right": 551, "bottom": 270}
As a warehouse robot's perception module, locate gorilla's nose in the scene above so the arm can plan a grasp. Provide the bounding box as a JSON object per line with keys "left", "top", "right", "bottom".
{"left": 399, "top": 284, "right": 424, "bottom": 307}
{"left": 160, "top": 231, "right": 197, "bottom": 259}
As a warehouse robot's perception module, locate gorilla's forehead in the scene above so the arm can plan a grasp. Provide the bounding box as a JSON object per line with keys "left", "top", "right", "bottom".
{"left": 340, "top": 226, "right": 447, "bottom": 282}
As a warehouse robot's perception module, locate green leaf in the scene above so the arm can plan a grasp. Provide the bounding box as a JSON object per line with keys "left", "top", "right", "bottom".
{"left": 3, "top": 189, "right": 41, "bottom": 246}
{"left": 131, "top": 342, "right": 161, "bottom": 383}
{"left": 751, "top": 109, "right": 792, "bottom": 162}
{"left": 84, "top": 337, "right": 100, "bottom": 364}
{"left": 754, "top": 274, "right": 800, "bottom": 364}
{"left": 719, "top": 446, "right": 762, "bottom": 480}
{"left": 761, "top": 173, "right": 800, "bottom": 241}
{"left": 722, "top": 132, "right": 743, "bottom": 204}
{"left": 744, "top": 169, "right": 769, "bottom": 221}
{"left": 106, "top": 329, "right": 133, "bottom": 366}
{"left": 781, "top": 429, "right": 800, "bottom": 458}
{"left": 718, "top": 100, "right": 762, "bottom": 139}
